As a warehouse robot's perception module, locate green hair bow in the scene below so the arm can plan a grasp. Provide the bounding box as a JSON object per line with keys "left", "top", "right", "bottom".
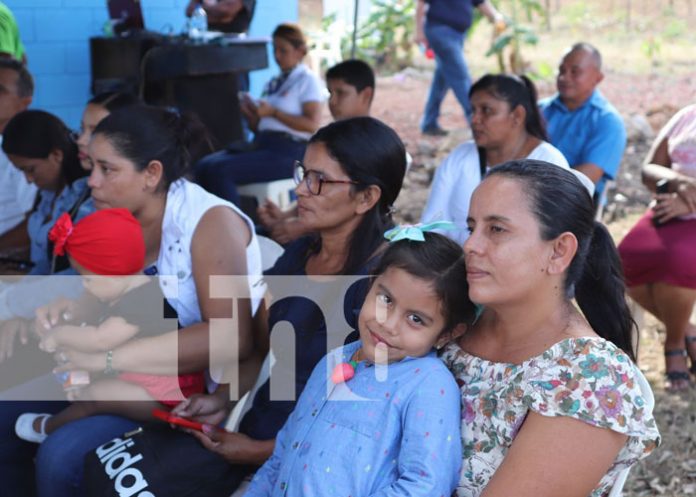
{"left": 383, "top": 221, "right": 457, "bottom": 242}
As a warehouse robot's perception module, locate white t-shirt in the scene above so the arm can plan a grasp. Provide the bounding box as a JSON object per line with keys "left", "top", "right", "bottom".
{"left": 257, "top": 63, "right": 325, "bottom": 140}
{"left": 420, "top": 140, "right": 578, "bottom": 244}
{"left": 0, "top": 137, "right": 37, "bottom": 236}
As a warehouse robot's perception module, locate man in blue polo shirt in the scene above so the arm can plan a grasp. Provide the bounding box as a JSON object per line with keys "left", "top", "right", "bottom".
{"left": 539, "top": 42, "right": 626, "bottom": 200}
{"left": 415, "top": 0, "right": 505, "bottom": 136}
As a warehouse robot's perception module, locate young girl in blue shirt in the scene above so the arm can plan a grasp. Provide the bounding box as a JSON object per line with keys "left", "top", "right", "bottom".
{"left": 245, "top": 226, "right": 476, "bottom": 497}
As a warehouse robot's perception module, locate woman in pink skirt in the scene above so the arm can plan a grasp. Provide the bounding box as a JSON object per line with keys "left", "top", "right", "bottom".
{"left": 618, "top": 104, "right": 696, "bottom": 391}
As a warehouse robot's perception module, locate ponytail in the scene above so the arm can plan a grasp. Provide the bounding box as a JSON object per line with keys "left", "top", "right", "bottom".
{"left": 575, "top": 223, "right": 636, "bottom": 361}
{"left": 519, "top": 75, "right": 548, "bottom": 142}
{"left": 94, "top": 105, "right": 214, "bottom": 191}
{"left": 168, "top": 111, "right": 216, "bottom": 182}
{"left": 487, "top": 161, "right": 637, "bottom": 361}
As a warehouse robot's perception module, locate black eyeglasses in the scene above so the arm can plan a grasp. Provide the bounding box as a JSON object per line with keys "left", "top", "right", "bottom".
{"left": 293, "top": 160, "right": 360, "bottom": 195}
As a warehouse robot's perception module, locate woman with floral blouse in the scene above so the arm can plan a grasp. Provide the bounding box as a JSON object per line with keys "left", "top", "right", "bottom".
{"left": 442, "top": 159, "right": 660, "bottom": 497}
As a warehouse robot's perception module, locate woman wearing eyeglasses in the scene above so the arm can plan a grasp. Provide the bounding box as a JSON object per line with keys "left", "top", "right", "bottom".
{"left": 148, "top": 116, "right": 408, "bottom": 495}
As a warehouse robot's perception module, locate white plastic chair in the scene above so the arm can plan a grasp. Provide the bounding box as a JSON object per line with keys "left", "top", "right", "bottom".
{"left": 238, "top": 178, "right": 296, "bottom": 210}
{"left": 227, "top": 351, "right": 275, "bottom": 496}
{"left": 306, "top": 23, "right": 344, "bottom": 75}
{"left": 256, "top": 235, "right": 284, "bottom": 272}
{"left": 595, "top": 180, "right": 615, "bottom": 222}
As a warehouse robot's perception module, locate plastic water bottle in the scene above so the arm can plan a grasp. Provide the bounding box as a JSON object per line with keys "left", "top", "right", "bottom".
{"left": 188, "top": 4, "right": 208, "bottom": 40}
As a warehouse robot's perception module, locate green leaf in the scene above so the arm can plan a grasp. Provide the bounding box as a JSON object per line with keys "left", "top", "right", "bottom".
{"left": 487, "top": 33, "right": 514, "bottom": 56}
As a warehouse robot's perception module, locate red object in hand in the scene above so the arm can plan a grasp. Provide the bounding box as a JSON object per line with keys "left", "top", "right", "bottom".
{"left": 152, "top": 408, "right": 223, "bottom": 433}
{"left": 425, "top": 48, "right": 435, "bottom": 59}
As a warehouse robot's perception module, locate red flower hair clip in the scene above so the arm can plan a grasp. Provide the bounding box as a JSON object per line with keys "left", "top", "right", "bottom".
{"left": 48, "top": 213, "right": 74, "bottom": 256}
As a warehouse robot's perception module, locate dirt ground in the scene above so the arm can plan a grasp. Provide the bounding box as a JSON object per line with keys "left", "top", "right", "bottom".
{"left": 364, "top": 62, "right": 696, "bottom": 495}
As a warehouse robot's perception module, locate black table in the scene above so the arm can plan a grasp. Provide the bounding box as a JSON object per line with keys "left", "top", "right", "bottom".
{"left": 90, "top": 34, "right": 269, "bottom": 147}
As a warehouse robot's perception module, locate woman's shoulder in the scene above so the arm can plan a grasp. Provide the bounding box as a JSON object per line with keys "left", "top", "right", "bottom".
{"left": 528, "top": 141, "right": 569, "bottom": 168}
{"left": 439, "top": 336, "right": 633, "bottom": 382}
{"left": 436, "top": 140, "right": 479, "bottom": 177}
{"left": 294, "top": 64, "right": 325, "bottom": 95}
{"left": 524, "top": 337, "right": 660, "bottom": 449}
{"left": 446, "top": 140, "right": 479, "bottom": 161}
{"left": 165, "top": 180, "right": 249, "bottom": 235}
{"left": 528, "top": 336, "right": 632, "bottom": 372}
{"left": 674, "top": 104, "right": 696, "bottom": 121}
{"left": 662, "top": 104, "right": 696, "bottom": 138}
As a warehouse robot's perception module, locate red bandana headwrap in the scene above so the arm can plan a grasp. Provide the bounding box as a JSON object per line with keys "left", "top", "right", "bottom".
{"left": 48, "top": 209, "right": 145, "bottom": 275}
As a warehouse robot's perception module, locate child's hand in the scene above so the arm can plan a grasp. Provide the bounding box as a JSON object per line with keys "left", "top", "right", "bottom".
{"left": 35, "top": 297, "right": 76, "bottom": 332}
{"left": 39, "top": 333, "right": 58, "bottom": 353}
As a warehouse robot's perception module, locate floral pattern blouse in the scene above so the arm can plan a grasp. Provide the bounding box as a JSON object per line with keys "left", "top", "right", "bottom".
{"left": 440, "top": 337, "right": 661, "bottom": 497}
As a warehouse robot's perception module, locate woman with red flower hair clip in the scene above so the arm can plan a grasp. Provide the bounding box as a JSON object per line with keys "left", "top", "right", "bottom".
{"left": 15, "top": 209, "right": 205, "bottom": 443}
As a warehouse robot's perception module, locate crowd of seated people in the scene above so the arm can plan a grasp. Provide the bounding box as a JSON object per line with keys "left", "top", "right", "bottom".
{"left": 0, "top": 21, "right": 668, "bottom": 497}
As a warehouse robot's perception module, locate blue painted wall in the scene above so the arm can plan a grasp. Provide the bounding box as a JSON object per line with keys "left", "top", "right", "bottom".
{"left": 4, "top": 0, "right": 298, "bottom": 130}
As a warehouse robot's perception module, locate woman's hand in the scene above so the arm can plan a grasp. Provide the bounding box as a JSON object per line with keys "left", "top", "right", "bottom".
{"left": 171, "top": 392, "right": 230, "bottom": 427}
{"left": 240, "top": 97, "right": 260, "bottom": 131}
{"left": 675, "top": 178, "right": 696, "bottom": 213}
{"left": 0, "top": 318, "right": 31, "bottom": 363}
{"left": 239, "top": 96, "right": 258, "bottom": 118}
{"left": 189, "top": 427, "right": 274, "bottom": 465}
{"left": 653, "top": 192, "right": 691, "bottom": 223}
{"left": 257, "top": 201, "right": 306, "bottom": 244}
{"left": 268, "top": 218, "right": 306, "bottom": 245}
{"left": 35, "top": 297, "right": 77, "bottom": 333}
{"left": 257, "top": 200, "right": 286, "bottom": 228}
{"left": 256, "top": 100, "right": 276, "bottom": 118}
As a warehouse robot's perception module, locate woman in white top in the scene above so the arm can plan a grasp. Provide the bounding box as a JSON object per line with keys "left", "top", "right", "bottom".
{"left": 2, "top": 105, "right": 264, "bottom": 497}
{"left": 195, "top": 22, "right": 324, "bottom": 205}
{"left": 421, "top": 74, "right": 593, "bottom": 244}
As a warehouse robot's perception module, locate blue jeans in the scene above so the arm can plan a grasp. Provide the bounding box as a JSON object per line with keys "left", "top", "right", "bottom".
{"left": 35, "top": 415, "right": 139, "bottom": 497}
{"left": 195, "top": 131, "right": 307, "bottom": 205}
{"left": 421, "top": 22, "right": 473, "bottom": 130}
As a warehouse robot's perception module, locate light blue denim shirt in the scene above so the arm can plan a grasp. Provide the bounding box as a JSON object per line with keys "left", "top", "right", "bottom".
{"left": 27, "top": 177, "right": 93, "bottom": 275}
{"left": 245, "top": 340, "right": 462, "bottom": 497}
{"left": 0, "top": 177, "right": 93, "bottom": 319}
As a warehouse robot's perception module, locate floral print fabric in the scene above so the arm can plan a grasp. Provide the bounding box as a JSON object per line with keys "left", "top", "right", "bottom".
{"left": 441, "top": 337, "right": 660, "bottom": 497}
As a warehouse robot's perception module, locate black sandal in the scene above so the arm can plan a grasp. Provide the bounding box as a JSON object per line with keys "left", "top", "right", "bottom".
{"left": 665, "top": 349, "right": 691, "bottom": 390}
{"left": 685, "top": 336, "right": 696, "bottom": 374}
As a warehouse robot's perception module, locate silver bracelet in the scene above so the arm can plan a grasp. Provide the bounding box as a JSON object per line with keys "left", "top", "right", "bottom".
{"left": 104, "top": 350, "right": 118, "bottom": 376}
